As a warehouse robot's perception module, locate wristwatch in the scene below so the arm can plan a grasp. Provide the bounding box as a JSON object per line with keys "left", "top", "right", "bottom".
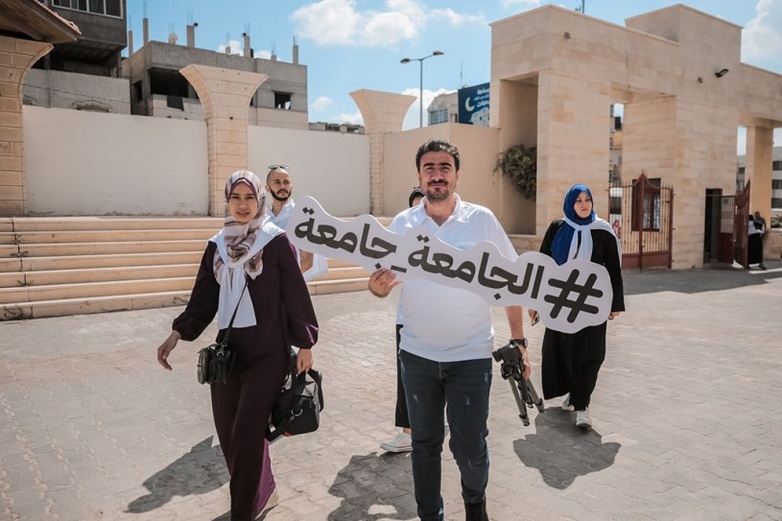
{"left": 510, "top": 338, "right": 528, "bottom": 349}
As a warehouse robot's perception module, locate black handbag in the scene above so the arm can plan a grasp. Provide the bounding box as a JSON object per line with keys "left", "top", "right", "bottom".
{"left": 196, "top": 281, "right": 247, "bottom": 385}
{"left": 267, "top": 351, "right": 324, "bottom": 442}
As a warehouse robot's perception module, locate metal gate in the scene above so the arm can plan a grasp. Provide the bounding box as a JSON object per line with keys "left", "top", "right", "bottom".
{"left": 732, "top": 181, "right": 750, "bottom": 268}
{"left": 608, "top": 174, "right": 674, "bottom": 270}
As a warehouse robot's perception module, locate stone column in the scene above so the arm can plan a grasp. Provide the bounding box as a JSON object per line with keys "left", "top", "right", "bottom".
{"left": 180, "top": 64, "right": 268, "bottom": 216}
{"left": 350, "top": 89, "right": 415, "bottom": 216}
{"left": 535, "top": 71, "right": 612, "bottom": 235}
{"left": 745, "top": 125, "right": 773, "bottom": 224}
{"left": 0, "top": 37, "right": 53, "bottom": 216}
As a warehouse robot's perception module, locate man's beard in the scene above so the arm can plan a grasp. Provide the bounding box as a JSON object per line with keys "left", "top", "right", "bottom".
{"left": 425, "top": 183, "right": 450, "bottom": 202}
{"left": 270, "top": 189, "right": 291, "bottom": 202}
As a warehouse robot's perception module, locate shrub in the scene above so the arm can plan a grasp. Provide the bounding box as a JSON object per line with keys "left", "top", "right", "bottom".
{"left": 494, "top": 143, "right": 537, "bottom": 200}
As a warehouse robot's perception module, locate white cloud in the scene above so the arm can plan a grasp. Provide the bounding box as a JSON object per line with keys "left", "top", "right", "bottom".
{"left": 216, "top": 41, "right": 271, "bottom": 59}
{"left": 335, "top": 110, "right": 364, "bottom": 125}
{"left": 310, "top": 96, "right": 333, "bottom": 112}
{"left": 430, "top": 7, "right": 484, "bottom": 26}
{"left": 742, "top": 0, "right": 782, "bottom": 70}
{"left": 500, "top": 0, "right": 542, "bottom": 9}
{"left": 216, "top": 40, "right": 243, "bottom": 55}
{"left": 401, "top": 86, "right": 456, "bottom": 129}
{"left": 291, "top": 0, "right": 485, "bottom": 47}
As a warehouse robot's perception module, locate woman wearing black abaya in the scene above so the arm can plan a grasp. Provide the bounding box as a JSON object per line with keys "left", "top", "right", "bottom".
{"left": 156, "top": 170, "right": 318, "bottom": 519}
{"left": 747, "top": 214, "right": 766, "bottom": 270}
{"left": 531, "top": 184, "right": 624, "bottom": 429}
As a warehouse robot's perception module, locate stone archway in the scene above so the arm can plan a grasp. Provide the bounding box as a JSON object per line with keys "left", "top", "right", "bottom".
{"left": 0, "top": 2, "right": 79, "bottom": 216}
{"left": 179, "top": 64, "right": 268, "bottom": 216}
{"left": 490, "top": 4, "right": 782, "bottom": 269}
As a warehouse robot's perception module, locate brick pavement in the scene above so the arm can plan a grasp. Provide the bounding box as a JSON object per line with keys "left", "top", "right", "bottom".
{"left": 1, "top": 261, "right": 781, "bottom": 521}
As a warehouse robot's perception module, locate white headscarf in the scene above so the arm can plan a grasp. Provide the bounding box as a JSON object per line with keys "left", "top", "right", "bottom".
{"left": 210, "top": 170, "right": 283, "bottom": 329}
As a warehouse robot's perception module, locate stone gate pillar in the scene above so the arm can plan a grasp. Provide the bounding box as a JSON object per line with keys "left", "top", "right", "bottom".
{"left": 180, "top": 65, "right": 267, "bottom": 216}
{"left": 0, "top": 37, "right": 54, "bottom": 216}
{"left": 745, "top": 125, "right": 773, "bottom": 224}
{"left": 350, "top": 89, "right": 415, "bottom": 215}
{"left": 535, "top": 71, "right": 612, "bottom": 235}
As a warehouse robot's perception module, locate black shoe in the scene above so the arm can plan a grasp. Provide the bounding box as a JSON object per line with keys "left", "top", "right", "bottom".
{"left": 465, "top": 498, "right": 489, "bottom": 521}
{"left": 760, "top": 263, "right": 767, "bottom": 270}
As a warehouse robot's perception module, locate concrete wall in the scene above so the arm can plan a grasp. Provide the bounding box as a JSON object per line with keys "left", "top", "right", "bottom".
{"left": 23, "top": 106, "right": 208, "bottom": 216}
{"left": 21, "top": 105, "right": 369, "bottom": 216}
{"left": 24, "top": 69, "right": 131, "bottom": 113}
{"left": 381, "top": 123, "right": 532, "bottom": 233}
{"left": 766, "top": 228, "right": 782, "bottom": 260}
{"left": 248, "top": 125, "right": 370, "bottom": 216}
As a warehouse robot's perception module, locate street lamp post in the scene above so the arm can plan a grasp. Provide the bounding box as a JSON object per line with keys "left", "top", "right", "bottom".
{"left": 400, "top": 50, "right": 444, "bottom": 128}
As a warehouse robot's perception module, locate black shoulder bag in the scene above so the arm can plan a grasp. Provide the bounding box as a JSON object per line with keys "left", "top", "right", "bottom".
{"left": 266, "top": 350, "right": 324, "bottom": 442}
{"left": 196, "top": 280, "right": 247, "bottom": 385}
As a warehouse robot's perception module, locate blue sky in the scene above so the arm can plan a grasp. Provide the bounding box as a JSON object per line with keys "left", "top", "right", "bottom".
{"left": 126, "top": 0, "right": 782, "bottom": 142}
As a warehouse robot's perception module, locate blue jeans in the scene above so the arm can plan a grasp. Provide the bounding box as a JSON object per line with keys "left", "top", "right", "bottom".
{"left": 400, "top": 350, "right": 492, "bottom": 521}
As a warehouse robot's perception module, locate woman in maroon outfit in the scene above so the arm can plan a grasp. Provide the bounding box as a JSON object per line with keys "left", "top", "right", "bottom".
{"left": 156, "top": 170, "right": 319, "bottom": 520}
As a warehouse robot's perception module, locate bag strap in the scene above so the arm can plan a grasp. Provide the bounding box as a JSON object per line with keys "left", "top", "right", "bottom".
{"left": 304, "top": 368, "right": 324, "bottom": 411}
{"left": 221, "top": 278, "right": 248, "bottom": 344}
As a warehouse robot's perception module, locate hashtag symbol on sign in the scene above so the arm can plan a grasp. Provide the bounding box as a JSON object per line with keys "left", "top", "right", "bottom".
{"left": 544, "top": 270, "right": 603, "bottom": 323}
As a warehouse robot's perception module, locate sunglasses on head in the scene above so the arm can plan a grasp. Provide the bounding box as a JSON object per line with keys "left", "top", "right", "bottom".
{"left": 268, "top": 164, "right": 289, "bottom": 171}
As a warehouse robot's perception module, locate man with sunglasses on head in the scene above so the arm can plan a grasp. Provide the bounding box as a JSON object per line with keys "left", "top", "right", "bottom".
{"left": 265, "top": 165, "right": 328, "bottom": 281}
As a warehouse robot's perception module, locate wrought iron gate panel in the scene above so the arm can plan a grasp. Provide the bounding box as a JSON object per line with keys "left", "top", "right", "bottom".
{"left": 608, "top": 174, "right": 674, "bottom": 270}
{"left": 733, "top": 181, "right": 750, "bottom": 268}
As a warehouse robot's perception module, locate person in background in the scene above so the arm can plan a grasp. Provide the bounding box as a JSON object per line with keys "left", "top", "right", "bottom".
{"left": 156, "top": 170, "right": 319, "bottom": 520}
{"left": 265, "top": 165, "right": 329, "bottom": 281}
{"left": 529, "top": 184, "right": 624, "bottom": 429}
{"left": 748, "top": 214, "right": 767, "bottom": 270}
{"left": 753, "top": 210, "right": 767, "bottom": 237}
{"left": 381, "top": 186, "right": 426, "bottom": 453}
{"left": 368, "top": 140, "right": 529, "bottom": 521}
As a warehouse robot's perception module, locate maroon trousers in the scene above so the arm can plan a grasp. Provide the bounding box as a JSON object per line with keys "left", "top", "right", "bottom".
{"left": 210, "top": 353, "right": 287, "bottom": 520}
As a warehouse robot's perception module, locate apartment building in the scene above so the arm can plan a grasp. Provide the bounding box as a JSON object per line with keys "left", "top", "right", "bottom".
{"left": 22, "top": 1, "right": 311, "bottom": 130}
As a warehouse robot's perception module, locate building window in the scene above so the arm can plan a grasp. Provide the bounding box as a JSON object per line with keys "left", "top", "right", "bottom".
{"left": 52, "top": 0, "right": 123, "bottom": 18}
{"left": 429, "top": 108, "right": 448, "bottom": 125}
{"left": 772, "top": 180, "right": 782, "bottom": 189}
{"left": 773, "top": 160, "right": 782, "bottom": 171}
{"left": 274, "top": 92, "right": 292, "bottom": 110}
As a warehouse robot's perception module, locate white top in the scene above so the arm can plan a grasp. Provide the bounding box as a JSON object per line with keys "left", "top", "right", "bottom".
{"left": 267, "top": 198, "right": 329, "bottom": 282}
{"left": 267, "top": 199, "right": 296, "bottom": 230}
{"left": 388, "top": 194, "right": 518, "bottom": 362}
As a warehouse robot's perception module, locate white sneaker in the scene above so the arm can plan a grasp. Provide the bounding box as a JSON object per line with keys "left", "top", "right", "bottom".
{"left": 575, "top": 408, "right": 592, "bottom": 428}
{"left": 381, "top": 431, "right": 412, "bottom": 453}
{"left": 561, "top": 395, "right": 574, "bottom": 412}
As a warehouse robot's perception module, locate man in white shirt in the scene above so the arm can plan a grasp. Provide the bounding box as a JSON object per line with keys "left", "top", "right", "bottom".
{"left": 368, "top": 139, "right": 530, "bottom": 521}
{"left": 265, "top": 165, "right": 328, "bottom": 281}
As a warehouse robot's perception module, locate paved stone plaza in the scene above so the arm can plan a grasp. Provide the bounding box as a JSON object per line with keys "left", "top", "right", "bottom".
{"left": 2, "top": 262, "right": 782, "bottom": 521}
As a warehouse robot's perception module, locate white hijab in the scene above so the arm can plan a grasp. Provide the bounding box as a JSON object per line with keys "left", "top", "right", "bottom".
{"left": 562, "top": 215, "right": 620, "bottom": 264}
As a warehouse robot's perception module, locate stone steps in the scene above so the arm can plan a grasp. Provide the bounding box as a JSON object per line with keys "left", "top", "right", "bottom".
{"left": 0, "top": 216, "right": 374, "bottom": 320}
